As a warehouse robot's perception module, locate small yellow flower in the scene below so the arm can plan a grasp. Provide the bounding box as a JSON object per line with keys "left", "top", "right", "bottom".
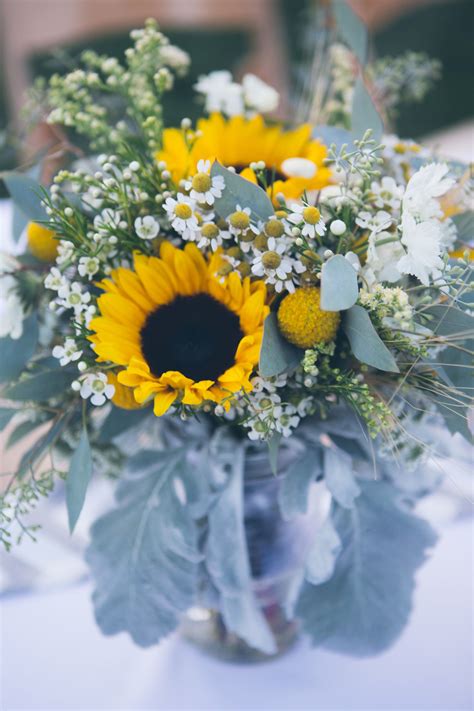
{"left": 277, "top": 287, "right": 340, "bottom": 348}
{"left": 27, "top": 222, "right": 58, "bottom": 262}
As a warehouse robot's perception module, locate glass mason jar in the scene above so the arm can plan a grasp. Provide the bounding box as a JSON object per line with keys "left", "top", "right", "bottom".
{"left": 180, "top": 445, "right": 327, "bottom": 663}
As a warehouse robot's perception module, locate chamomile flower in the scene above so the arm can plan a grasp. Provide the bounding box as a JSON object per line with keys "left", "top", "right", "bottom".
{"left": 52, "top": 338, "right": 83, "bottom": 366}
{"left": 78, "top": 256, "right": 100, "bottom": 280}
{"left": 164, "top": 194, "right": 199, "bottom": 238}
{"left": 134, "top": 215, "right": 160, "bottom": 240}
{"left": 184, "top": 160, "right": 225, "bottom": 205}
{"left": 79, "top": 372, "right": 115, "bottom": 406}
{"left": 197, "top": 222, "right": 229, "bottom": 251}
{"left": 227, "top": 206, "right": 259, "bottom": 238}
{"left": 287, "top": 204, "right": 326, "bottom": 239}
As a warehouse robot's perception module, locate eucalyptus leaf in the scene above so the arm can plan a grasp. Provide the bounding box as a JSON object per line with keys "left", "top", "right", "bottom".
{"left": 211, "top": 161, "right": 274, "bottom": 222}
{"left": 343, "top": 305, "right": 399, "bottom": 373}
{"left": 333, "top": 0, "right": 368, "bottom": 65}
{"left": 278, "top": 448, "right": 321, "bottom": 520}
{"left": 12, "top": 205, "right": 29, "bottom": 243}
{"left": 5, "top": 368, "right": 76, "bottom": 401}
{"left": 206, "top": 444, "right": 277, "bottom": 654}
{"left": 296, "top": 481, "right": 437, "bottom": 656}
{"left": 18, "top": 413, "right": 70, "bottom": 476}
{"left": 65, "top": 426, "right": 93, "bottom": 532}
{"left": 86, "top": 448, "right": 200, "bottom": 647}
{"left": 2, "top": 172, "right": 49, "bottom": 222}
{"left": 0, "top": 314, "right": 39, "bottom": 383}
{"left": 423, "top": 304, "right": 474, "bottom": 343}
{"left": 7, "top": 418, "right": 49, "bottom": 449}
{"left": 324, "top": 446, "right": 360, "bottom": 508}
{"left": 320, "top": 254, "right": 359, "bottom": 311}
{"left": 351, "top": 77, "right": 384, "bottom": 143}
{"left": 259, "top": 313, "right": 302, "bottom": 377}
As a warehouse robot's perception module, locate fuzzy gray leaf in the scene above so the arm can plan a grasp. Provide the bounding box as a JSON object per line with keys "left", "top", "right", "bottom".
{"left": 305, "top": 513, "right": 341, "bottom": 585}
{"left": 324, "top": 446, "right": 360, "bottom": 509}
{"left": 278, "top": 448, "right": 321, "bottom": 520}
{"left": 86, "top": 448, "right": 200, "bottom": 647}
{"left": 206, "top": 444, "right": 277, "bottom": 654}
{"left": 296, "top": 481, "right": 437, "bottom": 656}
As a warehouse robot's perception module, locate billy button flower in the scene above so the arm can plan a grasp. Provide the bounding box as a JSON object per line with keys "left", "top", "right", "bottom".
{"left": 27, "top": 222, "right": 58, "bottom": 262}
{"left": 277, "top": 286, "right": 340, "bottom": 348}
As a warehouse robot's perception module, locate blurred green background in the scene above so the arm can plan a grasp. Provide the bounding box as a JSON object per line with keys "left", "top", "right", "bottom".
{"left": 0, "top": 0, "right": 472, "bottom": 184}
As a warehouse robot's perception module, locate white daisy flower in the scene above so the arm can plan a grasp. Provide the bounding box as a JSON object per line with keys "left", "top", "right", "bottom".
{"left": 251, "top": 237, "right": 304, "bottom": 293}
{"left": 287, "top": 203, "right": 326, "bottom": 239}
{"left": 184, "top": 159, "right": 225, "bottom": 205}
{"left": 52, "top": 338, "right": 83, "bottom": 366}
{"left": 134, "top": 215, "right": 160, "bottom": 240}
{"left": 228, "top": 205, "right": 259, "bottom": 239}
{"left": 164, "top": 194, "right": 199, "bottom": 239}
{"left": 79, "top": 372, "right": 115, "bottom": 406}
{"left": 78, "top": 256, "right": 100, "bottom": 280}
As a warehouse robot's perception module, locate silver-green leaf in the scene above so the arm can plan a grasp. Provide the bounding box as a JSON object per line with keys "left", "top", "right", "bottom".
{"left": 2, "top": 172, "right": 49, "bottom": 222}
{"left": 343, "top": 305, "right": 400, "bottom": 373}
{"left": 320, "top": 254, "right": 359, "bottom": 311}
{"left": 0, "top": 314, "right": 39, "bottom": 383}
{"left": 333, "top": 0, "right": 368, "bottom": 66}
{"left": 211, "top": 161, "right": 274, "bottom": 222}
{"left": 66, "top": 426, "right": 93, "bottom": 532}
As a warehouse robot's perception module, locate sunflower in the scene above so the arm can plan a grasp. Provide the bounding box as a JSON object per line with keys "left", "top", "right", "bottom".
{"left": 89, "top": 242, "right": 268, "bottom": 416}
{"left": 157, "top": 113, "right": 332, "bottom": 201}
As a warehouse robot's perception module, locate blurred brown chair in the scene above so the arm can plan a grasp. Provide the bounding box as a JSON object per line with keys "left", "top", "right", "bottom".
{"left": 0, "top": 0, "right": 289, "bottom": 122}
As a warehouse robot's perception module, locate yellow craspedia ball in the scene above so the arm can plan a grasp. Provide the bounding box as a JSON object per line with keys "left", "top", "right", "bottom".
{"left": 277, "top": 287, "right": 340, "bottom": 348}
{"left": 27, "top": 222, "right": 58, "bottom": 262}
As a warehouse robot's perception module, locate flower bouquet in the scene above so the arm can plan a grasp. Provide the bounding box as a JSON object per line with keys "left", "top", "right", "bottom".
{"left": 1, "top": 4, "right": 472, "bottom": 661}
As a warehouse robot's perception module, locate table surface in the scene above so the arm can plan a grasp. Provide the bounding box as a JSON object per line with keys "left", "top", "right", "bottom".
{"left": 1, "top": 123, "right": 473, "bottom": 711}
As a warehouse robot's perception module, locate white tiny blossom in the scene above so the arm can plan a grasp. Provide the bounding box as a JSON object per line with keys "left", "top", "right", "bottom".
{"left": 56, "top": 240, "right": 75, "bottom": 265}
{"left": 194, "top": 70, "right": 244, "bottom": 116}
{"left": 57, "top": 282, "right": 92, "bottom": 313}
{"left": 52, "top": 338, "right": 83, "bottom": 366}
{"left": 355, "top": 210, "right": 393, "bottom": 235}
{"left": 93, "top": 208, "right": 122, "bottom": 235}
{"left": 78, "top": 256, "right": 100, "bottom": 280}
{"left": 79, "top": 372, "right": 115, "bottom": 406}
{"left": 134, "top": 215, "right": 160, "bottom": 240}
{"left": 370, "top": 177, "right": 404, "bottom": 211}
{"left": 45, "top": 267, "right": 68, "bottom": 292}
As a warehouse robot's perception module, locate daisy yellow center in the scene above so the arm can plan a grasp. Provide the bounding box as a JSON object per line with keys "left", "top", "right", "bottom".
{"left": 277, "top": 287, "right": 340, "bottom": 348}
{"left": 254, "top": 234, "right": 268, "bottom": 250}
{"left": 191, "top": 173, "right": 212, "bottom": 192}
{"left": 141, "top": 293, "right": 243, "bottom": 381}
{"left": 264, "top": 219, "right": 284, "bottom": 238}
{"left": 175, "top": 203, "right": 193, "bottom": 219}
{"left": 229, "top": 211, "right": 250, "bottom": 230}
{"left": 201, "top": 223, "right": 219, "bottom": 239}
{"left": 302, "top": 206, "right": 321, "bottom": 225}
{"left": 261, "top": 251, "right": 282, "bottom": 270}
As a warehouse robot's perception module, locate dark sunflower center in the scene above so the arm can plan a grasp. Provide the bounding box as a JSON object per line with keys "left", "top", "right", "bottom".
{"left": 233, "top": 164, "right": 287, "bottom": 184}
{"left": 140, "top": 293, "right": 243, "bottom": 381}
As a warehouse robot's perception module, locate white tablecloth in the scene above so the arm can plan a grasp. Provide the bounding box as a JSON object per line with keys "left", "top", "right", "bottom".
{"left": 1, "top": 518, "right": 472, "bottom": 711}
